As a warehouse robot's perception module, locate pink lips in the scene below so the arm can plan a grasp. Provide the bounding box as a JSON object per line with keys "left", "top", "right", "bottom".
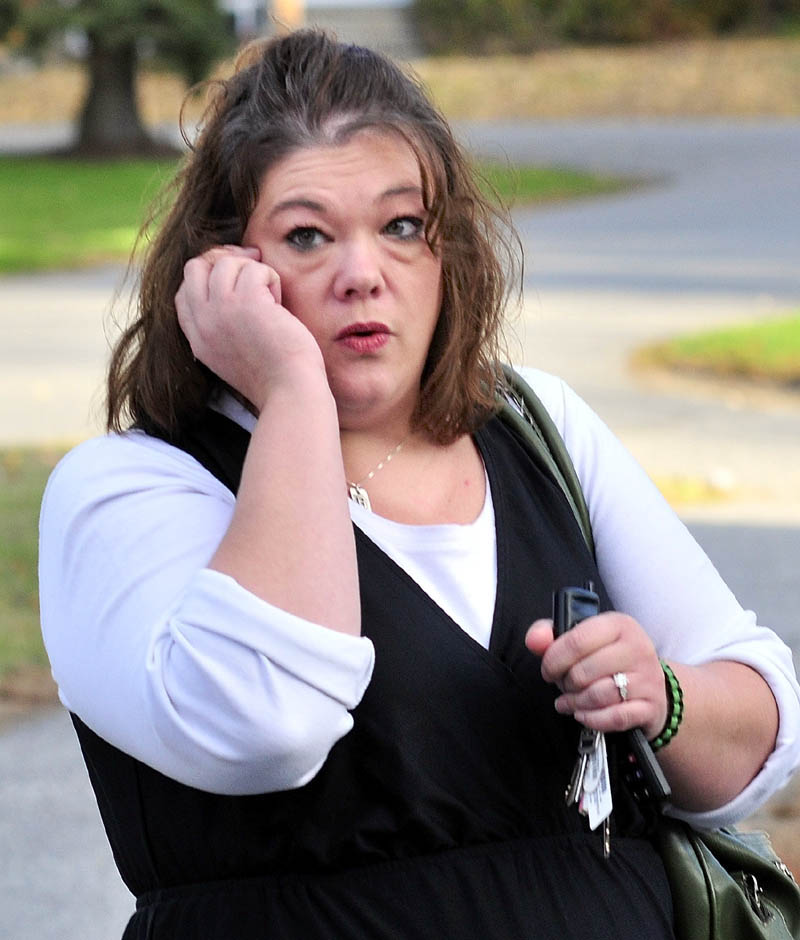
{"left": 335, "top": 322, "right": 391, "bottom": 354}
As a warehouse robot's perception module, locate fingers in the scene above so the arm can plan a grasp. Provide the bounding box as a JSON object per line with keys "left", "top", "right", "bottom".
{"left": 199, "top": 246, "right": 276, "bottom": 308}
{"left": 524, "top": 620, "right": 554, "bottom": 657}
{"left": 181, "top": 244, "right": 262, "bottom": 298}
{"left": 175, "top": 243, "right": 324, "bottom": 408}
{"left": 538, "top": 612, "right": 619, "bottom": 683}
{"left": 204, "top": 244, "right": 262, "bottom": 265}
{"left": 555, "top": 676, "right": 653, "bottom": 735}
{"left": 533, "top": 611, "right": 667, "bottom": 737}
{"left": 228, "top": 252, "right": 282, "bottom": 306}
{"left": 175, "top": 245, "right": 281, "bottom": 357}
{"left": 177, "top": 248, "right": 251, "bottom": 324}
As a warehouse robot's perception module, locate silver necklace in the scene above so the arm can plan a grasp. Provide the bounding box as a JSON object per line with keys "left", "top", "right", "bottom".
{"left": 346, "top": 440, "right": 405, "bottom": 512}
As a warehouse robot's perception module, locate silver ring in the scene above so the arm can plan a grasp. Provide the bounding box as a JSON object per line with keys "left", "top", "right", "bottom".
{"left": 612, "top": 672, "right": 629, "bottom": 702}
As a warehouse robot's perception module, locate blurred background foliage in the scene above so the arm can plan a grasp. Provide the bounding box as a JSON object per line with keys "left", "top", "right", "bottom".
{"left": 0, "top": 2, "right": 798, "bottom": 148}
{"left": 0, "top": 0, "right": 234, "bottom": 154}
{"left": 412, "top": 0, "right": 800, "bottom": 53}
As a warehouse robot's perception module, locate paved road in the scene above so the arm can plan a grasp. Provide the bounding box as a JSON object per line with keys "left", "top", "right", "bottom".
{"left": 0, "top": 708, "right": 133, "bottom": 940}
{"left": 2, "top": 119, "right": 800, "bottom": 938}
{"left": 461, "top": 119, "right": 800, "bottom": 513}
{"left": 461, "top": 118, "right": 800, "bottom": 297}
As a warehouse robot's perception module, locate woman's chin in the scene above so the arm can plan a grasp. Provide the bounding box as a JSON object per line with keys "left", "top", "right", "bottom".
{"left": 331, "top": 387, "right": 409, "bottom": 432}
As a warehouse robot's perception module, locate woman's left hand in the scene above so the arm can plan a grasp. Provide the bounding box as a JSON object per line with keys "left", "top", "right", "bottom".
{"left": 525, "top": 613, "right": 668, "bottom": 740}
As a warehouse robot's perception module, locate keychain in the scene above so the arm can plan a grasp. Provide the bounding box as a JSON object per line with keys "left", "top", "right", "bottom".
{"left": 553, "top": 584, "right": 672, "bottom": 858}
{"left": 553, "top": 584, "right": 614, "bottom": 857}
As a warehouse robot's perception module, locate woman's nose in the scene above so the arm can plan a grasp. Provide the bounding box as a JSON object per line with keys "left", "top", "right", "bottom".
{"left": 334, "top": 237, "right": 385, "bottom": 300}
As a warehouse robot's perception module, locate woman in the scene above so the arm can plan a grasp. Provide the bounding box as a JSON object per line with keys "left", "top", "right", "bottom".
{"left": 39, "top": 29, "right": 800, "bottom": 939}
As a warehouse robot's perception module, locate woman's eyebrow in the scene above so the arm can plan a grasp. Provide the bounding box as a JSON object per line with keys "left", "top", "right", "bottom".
{"left": 379, "top": 185, "right": 424, "bottom": 201}
{"left": 269, "top": 198, "right": 326, "bottom": 218}
{"left": 268, "top": 185, "right": 424, "bottom": 220}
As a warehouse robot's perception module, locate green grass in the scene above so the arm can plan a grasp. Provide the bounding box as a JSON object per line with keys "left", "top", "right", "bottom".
{"left": 0, "top": 447, "right": 64, "bottom": 680}
{"left": 638, "top": 314, "right": 800, "bottom": 385}
{"left": 0, "top": 155, "right": 629, "bottom": 274}
{"left": 478, "top": 162, "right": 631, "bottom": 206}
{"left": 0, "top": 156, "right": 178, "bottom": 274}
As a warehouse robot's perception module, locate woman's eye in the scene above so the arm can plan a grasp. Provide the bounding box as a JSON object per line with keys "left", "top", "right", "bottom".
{"left": 384, "top": 216, "right": 424, "bottom": 240}
{"left": 286, "top": 227, "right": 326, "bottom": 251}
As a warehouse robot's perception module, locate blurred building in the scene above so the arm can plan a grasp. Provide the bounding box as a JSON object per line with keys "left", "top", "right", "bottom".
{"left": 303, "top": 0, "right": 418, "bottom": 58}
{"left": 220, "top": 0, "right": 270, "bottom": 39}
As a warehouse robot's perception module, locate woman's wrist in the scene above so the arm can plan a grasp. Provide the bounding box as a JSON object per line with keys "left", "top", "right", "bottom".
{"left": 251, "top": 352, "right": 331, "bottom": 416}
{"left": 649, "top": 660, "right": 685, "bottom": 751}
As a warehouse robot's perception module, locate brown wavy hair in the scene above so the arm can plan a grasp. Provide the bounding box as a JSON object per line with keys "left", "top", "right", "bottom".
{"left": 107, "top": 29, "right": 520, "bottom": 444}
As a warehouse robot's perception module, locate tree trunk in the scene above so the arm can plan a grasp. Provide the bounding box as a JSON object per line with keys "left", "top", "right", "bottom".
{"left": 74, "top": 33, "right": 160, "bottom": 157}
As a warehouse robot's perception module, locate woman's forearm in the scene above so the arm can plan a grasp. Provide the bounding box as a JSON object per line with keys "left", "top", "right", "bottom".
{"left": 656, "top": 660, "right": 779, "bottom": 812}
{"left": 209, "top": 365, "right": 361, "bottom": 637}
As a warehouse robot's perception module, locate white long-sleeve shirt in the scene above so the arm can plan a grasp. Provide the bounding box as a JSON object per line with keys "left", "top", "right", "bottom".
{"left": 38, "top": 368, "right": 800, "bottom": 826}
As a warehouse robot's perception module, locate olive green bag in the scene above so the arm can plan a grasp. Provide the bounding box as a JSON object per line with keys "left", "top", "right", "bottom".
{"left": 655, "top": 820, "right": 800, "bottom": 939}
{"left": 498, "top": 365, "right": 800, "bottom": 940}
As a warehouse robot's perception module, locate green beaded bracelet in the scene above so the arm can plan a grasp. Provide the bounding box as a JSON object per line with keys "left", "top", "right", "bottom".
{"left": 651, "top": 661, "right": 684, "bottom": 751}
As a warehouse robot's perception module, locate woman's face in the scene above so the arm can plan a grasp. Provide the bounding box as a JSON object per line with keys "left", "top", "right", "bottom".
{"left": 242, "top": 130, "right": 443, "bottom": 432}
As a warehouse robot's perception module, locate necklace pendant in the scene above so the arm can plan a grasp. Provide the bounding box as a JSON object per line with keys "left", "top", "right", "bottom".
{"left": 348, "top": 482, "right": 372, "bottom": 512}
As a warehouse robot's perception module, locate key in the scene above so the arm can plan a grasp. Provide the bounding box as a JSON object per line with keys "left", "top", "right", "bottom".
{"left": 565, "top": 727, "right": 600, "bottom": 805}
{"left": 565, "top": 752, "right": 589, "bottom": 806}
{"left": 579, "top": 731, "right": 614, "bottom": 854}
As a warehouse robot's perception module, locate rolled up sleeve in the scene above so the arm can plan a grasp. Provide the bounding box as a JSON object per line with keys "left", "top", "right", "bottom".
{"left": 40, "top": 432, "right": 374, "bottom": 796}
{"left": 518, "top": 366, "right": 800, "bottom": 826}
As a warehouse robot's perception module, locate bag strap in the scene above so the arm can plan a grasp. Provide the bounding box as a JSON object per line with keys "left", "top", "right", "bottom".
{"left": 496, "top": 364, "right": 595, "bottom": 558}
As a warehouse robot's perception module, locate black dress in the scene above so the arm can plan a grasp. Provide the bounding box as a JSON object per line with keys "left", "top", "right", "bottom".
{"left": 71, "top": 411, "right": 675, "bottom": 939}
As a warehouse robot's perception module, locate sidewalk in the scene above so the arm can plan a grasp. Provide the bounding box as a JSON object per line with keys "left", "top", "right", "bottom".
{"left": 514, "top": 286, "right": 800, "bottom": 524}
{"left": 0, "top": 265, "right": 126, "bottom": 446}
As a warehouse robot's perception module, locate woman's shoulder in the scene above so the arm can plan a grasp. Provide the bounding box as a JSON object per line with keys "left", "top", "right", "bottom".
{"left": 509, "top": 365, "right": 579, "bottom": 435}
{"left": 48, "top": 429, "right": 202, "bottom": 480}
{"left": 42, "top": 429, "right": 230, "bottom": 514}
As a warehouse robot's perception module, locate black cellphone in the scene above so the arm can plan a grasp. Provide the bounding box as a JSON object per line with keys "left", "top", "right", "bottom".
{"left": 553, "top": 583, "right": 600, "bottom": 637}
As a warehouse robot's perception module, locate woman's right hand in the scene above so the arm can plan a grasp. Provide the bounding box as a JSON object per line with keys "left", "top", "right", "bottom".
{"left": 175, "top": 245, "right": 325, "bottom": 411}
